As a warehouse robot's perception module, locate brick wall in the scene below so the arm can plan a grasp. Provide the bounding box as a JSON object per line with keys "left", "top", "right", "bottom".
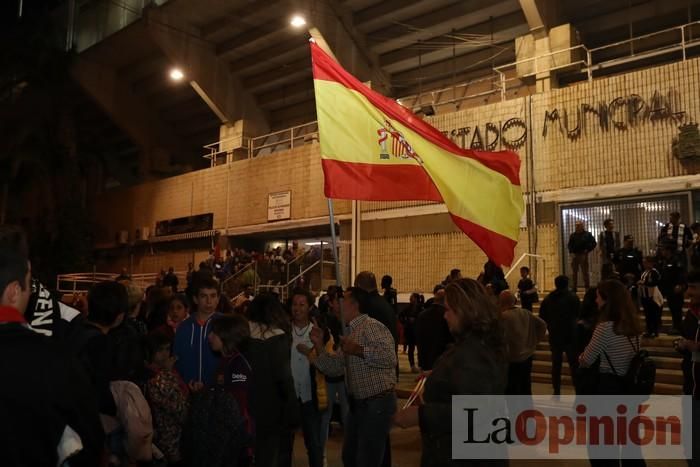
{"left": 94, "top": 142, "right": 351, "bottom": 243}
{"left": 531, "top": 58, "right": 700, "bottom": 192}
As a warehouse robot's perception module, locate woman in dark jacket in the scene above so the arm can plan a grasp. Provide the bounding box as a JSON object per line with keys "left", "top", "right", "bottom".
{"left": 393, "top": 278, "right": 508, "bottom": 467}
{"left": 244, "top": 293, "right": 299, "bottom": 467}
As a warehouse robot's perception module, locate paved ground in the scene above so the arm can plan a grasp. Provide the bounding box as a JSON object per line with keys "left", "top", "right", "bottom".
{"left": 290, "top": 352, "right": 688, "bottom": 467}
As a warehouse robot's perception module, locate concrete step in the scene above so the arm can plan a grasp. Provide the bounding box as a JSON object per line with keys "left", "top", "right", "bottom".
{"left": 531, "top": 372, "right": 683, "bottom": 395}
{"left": 535, "top": 343, "right": 682, "bottom": 360}
{"left": 531, "top": 349, "right": 682, "bottom": 370}
{"left": 535, "top": 333, "right": 680, "bottom": 351}
{"left": 531, "top": 306, "right": 676, "bottom": 323}
{"left": 532, "top": 360, "right": 683, "bottom": 385}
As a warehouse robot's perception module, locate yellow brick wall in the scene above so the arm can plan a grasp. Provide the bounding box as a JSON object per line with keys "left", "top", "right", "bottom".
{"left": 94, "top": 143, "right": 351, "bottom": 243}
{"left": 93, "top": 58, "right": 700, "bottom": 286}
{"left": 359, "top": 223, "right": 560, "bottom": 294}
{"left": 532, "top": 58, "right": 700, "bottom": 192}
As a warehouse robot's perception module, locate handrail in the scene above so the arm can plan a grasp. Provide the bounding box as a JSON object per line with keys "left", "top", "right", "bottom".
{"left": 221, "top": 261, "right": 255, "bottom": 289}
{"left": 285, "top": 248, "right": 315, "bottom": 283}
{"left": 494, "top": 20, "right": 700, "bottom": 101}
{"left": 287, "top": 259, "right": 322, "bottom": 286}
{"left": 588, "top": 21, "right": 700, "bottom": 54}
{"left": 202, "top": 121, "right": 318, "bottom": 166}
{"left": 56, "top": 270, "right": 188, "bottom": 294}
{"left": 504, "top": 253, "right": 545, "bottom": 281}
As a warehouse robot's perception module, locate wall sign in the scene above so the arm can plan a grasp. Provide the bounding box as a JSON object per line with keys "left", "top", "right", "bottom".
{"left": 268, "top": 191, "right": 291, "bottom": 221}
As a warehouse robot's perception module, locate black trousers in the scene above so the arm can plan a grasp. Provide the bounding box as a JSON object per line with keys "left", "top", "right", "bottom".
{"left": 589, "top": 374, "right": 647, "bottom": 467}
{"left": 550, "top": 344, "right": 578, "bottom": 394}
{"left": 506, "top": 356, "right": 534, "bottom": 395}
{"left": 667, "top": 292, "right": 685, "bottom": 331}
{"left": 640, "top": 297, "right": 662, "bottom": 335}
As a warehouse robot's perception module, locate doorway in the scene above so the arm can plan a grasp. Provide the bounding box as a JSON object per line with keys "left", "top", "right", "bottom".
{"left": 560, "top": 193, "right": 691, "bottom": 286}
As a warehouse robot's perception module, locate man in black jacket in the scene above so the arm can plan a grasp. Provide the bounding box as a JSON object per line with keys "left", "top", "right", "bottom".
{"left": 0, "top": 244, "right": 104, "bottom": 466}
{"left": 539, "top": 275, "right": 581, "bottom": 395}
{"left": 658, "top": 211, "right": 692, "bottom": 269}
{"left": 660, "top": 243, "right": 687, "bottom": 335}
{"left": 568, "top": 221, "right": 597, "bottom": 290}
{"left": 415, "top": 286, "right": 452, "bottom": 371}
{"left": 598, "top": 219, "right": 620, "bottom": 275}
{"left": 617, "top": 234, "right": 643, "bottom": 280}
{"left": 354, "top": 271, "right": 398, "bottom": 348}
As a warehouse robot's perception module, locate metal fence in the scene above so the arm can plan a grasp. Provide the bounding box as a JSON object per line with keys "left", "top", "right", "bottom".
{"left": 203, "top": 121, "right": 319, "bottom": 167}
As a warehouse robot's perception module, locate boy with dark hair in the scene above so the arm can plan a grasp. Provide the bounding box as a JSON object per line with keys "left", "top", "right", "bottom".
{"left": 0, "top": 245, "right": 104, "bottom": 466}
{"left": 517, "top": 266, "right": 538, "bottom": 311}
{"left": 174, "top": 276, "right": 222, "bottom": 386}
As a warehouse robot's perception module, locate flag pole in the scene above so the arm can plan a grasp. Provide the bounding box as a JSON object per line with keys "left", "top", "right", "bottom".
{"left": 326, "top": 198, "right": 347, "bottom": 333}
{"left": 326, "top": 198, "right": 353, "bottom": 386}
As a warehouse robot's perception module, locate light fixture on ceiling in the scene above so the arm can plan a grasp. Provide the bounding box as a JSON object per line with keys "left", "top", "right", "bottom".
{"left": 290, "top": 14, "right": 306, "bottom": 28}
{"left": 169, "top": 68, "right": 184, "bottom": 81}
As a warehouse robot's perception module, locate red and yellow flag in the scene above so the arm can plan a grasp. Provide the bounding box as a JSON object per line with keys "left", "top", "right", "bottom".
{"left": 311, "top": 41, "right": 524, "bottom": 266}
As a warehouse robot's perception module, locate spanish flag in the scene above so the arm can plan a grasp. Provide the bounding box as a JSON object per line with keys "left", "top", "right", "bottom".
{"left": 311, "top": 41, "right": 524, "bottom": 266}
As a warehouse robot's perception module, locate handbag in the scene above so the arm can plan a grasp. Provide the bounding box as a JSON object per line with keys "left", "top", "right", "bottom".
{"left": 575, "top": 358, "right": 600, "bottom": 395}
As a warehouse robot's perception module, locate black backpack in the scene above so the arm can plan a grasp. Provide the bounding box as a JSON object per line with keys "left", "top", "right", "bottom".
{"left": 182, "top": 386, "right": 247, "bottom": 467}
{"left": 604, "top": 336, "right": 656, "bottom": 395}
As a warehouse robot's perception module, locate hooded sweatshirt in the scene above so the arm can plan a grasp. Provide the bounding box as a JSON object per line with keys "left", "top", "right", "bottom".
{"left": 174, "top": 313, "right": 221, "bottom": 385}
{"left": 244, "top": 322, "right": 299, "bottom": 435}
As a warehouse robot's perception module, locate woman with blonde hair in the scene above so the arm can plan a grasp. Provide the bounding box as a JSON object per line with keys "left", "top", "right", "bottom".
{"left": 393, "top": 278, "right": 508, "bottom": 467}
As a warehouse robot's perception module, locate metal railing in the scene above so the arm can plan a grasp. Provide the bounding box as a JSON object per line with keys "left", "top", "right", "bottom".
{"left": 220, "top": 261, "right": 256, "bottom": 296}
{"left": 255, "top": 258, "right": 341, "bottom": 303}
{"left": 504, "top": 253, "right": 546, "bottom": 297}
{"left": 56, "top": 270, "right": 187, "bottom": 294}
{"left": 494, "top": 21, "right": 700, "bottom": 102}
{"left": 203, "top": 121, "right": 319, "bottom": 167}
{"left": 396, "top": 20, "right": 700, "bottom": 109}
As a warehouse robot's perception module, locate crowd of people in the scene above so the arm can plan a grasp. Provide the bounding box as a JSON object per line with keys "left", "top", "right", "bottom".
{"left": 567, "top": 211, "right": 700, "bottom": 337}
{"left": 1, "top": 221, "right": 699, "bottom": 467}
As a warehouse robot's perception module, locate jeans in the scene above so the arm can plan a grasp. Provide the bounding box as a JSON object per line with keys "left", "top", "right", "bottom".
{"left": 342, "top": 392, "right": 396, "bottom": 467}
{"left": 295, "top": 400, "right": 324, "bottom": 467}
{"left": 550, "top": 344, "right": 578, "bottom": 394}
{"left": 320, "top": 380, "right": 349, "bottom": 456}
{"left": 572, "top": 253, "right": 591, "bottom": 289}
{"left": 506, "top": 356, "right": 533, "bottom": 395}
{"left": 279, "top": 400, "right": 323, "bottom": 467}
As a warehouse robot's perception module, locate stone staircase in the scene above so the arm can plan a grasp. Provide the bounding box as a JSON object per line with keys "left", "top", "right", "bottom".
{"left": 530, "top": 293, "right": 686, "bottom": 395}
